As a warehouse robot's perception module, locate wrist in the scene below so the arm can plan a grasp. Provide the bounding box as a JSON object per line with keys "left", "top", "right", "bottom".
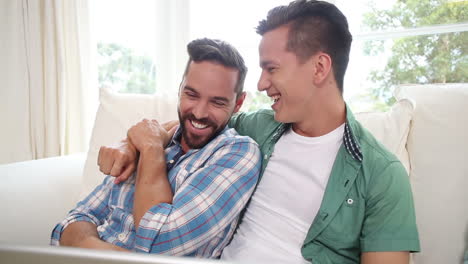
{"left": 136, "top": 145, "right": 166, "bottom": 182}
{"left": 139, "top": 144, "right": 164, "bottom": 156}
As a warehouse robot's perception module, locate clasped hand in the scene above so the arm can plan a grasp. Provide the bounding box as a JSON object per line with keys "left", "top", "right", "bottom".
{"left": 97, "top": 119, "right": 178, "bottom": 184}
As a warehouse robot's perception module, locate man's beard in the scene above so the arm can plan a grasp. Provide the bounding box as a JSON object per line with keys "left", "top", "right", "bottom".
{"left": 178, "top": 110, "right": 225, "bottom": 150}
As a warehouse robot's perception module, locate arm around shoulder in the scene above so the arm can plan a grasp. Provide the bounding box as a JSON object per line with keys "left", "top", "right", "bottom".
{"left": 51, "top": 177, "right": 115, "bottom": 248}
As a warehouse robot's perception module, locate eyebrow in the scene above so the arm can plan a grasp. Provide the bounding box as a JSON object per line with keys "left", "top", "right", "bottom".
{"left": 212, "top": 96, "right": 230, "bottom": 103}
{"left": 183, "top": 86, "right": 199, "bottom": 95}
{"left": 184, "top": 86, "right": 230, "bottom": 103}
{"left": 260, "top": 60, "right": 275, "bottom": 69}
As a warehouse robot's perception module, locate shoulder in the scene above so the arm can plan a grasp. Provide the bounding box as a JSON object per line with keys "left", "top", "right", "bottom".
{"left": 216, "top": 127, "right": 260, "bottom": 150}
{"left": 233, "top": 108, "right": 276, "bottom": 120}
{"left": 201, "top": 128, "right": 262, "bottom": 173}
{"left": 228, "top": 109, "right": 281, "bottom": 144}
{"left": 351, "top": 121, "right": 410, "bottom": 194}
{"left": 353, "top": 120, "right": 403, "bottom": 169}
{"left": 352, "top": 122, "right": 419, "bottom": 252}
{"left": 229, "top": 109, "right": 277, "bottom": 129}
{"left": 202, "top": 128, "right": 262, "bottom": 167}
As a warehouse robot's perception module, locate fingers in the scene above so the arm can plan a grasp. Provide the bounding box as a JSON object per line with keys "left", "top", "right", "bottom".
{"left": 98, "top": 145, "right": 135, "bottom": 178}
{"left": 98, "top": 146, "right": 104, "bottom": 168}
{"left": 168, "top": 124, "right": 178, "bottom": 135}
{"left": 109, "top": 155, "right": 125, "bottom": 177}
{"left": 161, "top": 120, "right": 179, "bottom": 147}
{"left": 114, "top": 163, "right": 136, "bottom": 184}
{"left": 98, "top": 146, "right": 114, "bottom": 175}
{"left": 162, "top": 120, "right": 179, "bottom": 131}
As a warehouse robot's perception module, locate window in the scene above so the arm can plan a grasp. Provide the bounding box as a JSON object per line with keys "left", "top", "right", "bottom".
{"left": 337, "top": 0, "right": 468, "bottom": 111}
{"left": 91, "top": 0, "right": 158, "bottom": 94}
{"left": 189, "top": 0, "right": 292, "bottom": 111}
{"left": 91, "top": 0, "right": 468, "bottom": 111}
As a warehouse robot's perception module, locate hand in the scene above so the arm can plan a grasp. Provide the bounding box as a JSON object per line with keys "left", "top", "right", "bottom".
{"left": 98, "top": 139, "right": 137, "bottom": 184}
{"left": 127, "top": 119, "right": 178, "bottom": 153}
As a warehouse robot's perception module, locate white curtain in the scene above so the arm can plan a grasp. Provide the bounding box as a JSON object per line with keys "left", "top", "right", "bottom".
{"left": 154, "top": 0, "right": 190, "bottom": 93}
{"left": 0, "top": 0, "right": 95, "bottom": 164}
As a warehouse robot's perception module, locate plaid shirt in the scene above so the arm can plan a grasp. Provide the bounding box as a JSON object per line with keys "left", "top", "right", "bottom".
{"left": 51, "top": 126, "right": 261, "bottom": 258}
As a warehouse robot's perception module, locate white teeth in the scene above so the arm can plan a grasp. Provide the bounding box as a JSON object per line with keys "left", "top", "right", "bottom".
{"left": 191, "top": 120, "right": 208, "bottom": 129}
{"left": 271, "top": 95, "right": 281, "bottom": 103}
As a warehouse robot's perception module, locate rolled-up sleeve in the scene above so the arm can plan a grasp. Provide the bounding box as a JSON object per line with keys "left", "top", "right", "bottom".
{"left": 50, "top": 176, "right": 113, "bottom": 245}
{"left": 360, "top": 161, "right": 420, "bottom": 252}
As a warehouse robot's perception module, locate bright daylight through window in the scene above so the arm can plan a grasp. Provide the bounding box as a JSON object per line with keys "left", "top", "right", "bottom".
{"left": 91, "top": 0, "right": 468, "bottom": 112}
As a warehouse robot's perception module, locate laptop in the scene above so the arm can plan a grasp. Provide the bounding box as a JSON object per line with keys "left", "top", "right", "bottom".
{"left": 0, "top": 244, "right": 239, "bottom": 264}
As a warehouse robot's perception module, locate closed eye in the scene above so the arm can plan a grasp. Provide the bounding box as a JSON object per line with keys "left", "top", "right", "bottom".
{"left": 260, "top": 60, "right": 278, "bottom": 73}
{"left": 212, "top": 99, "right": 227, "bottom": 107}
{"left": 184, "top": 90, "right": 198, "bottom": 99}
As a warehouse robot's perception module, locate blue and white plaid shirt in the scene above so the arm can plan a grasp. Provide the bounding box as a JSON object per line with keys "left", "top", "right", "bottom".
{"left": 51, "top": 126, "right": 261, "bottom": 258}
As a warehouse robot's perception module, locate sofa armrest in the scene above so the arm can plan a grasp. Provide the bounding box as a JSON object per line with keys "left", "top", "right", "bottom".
{"left": 0, "top": 153, "right": 86, "bottom": 246}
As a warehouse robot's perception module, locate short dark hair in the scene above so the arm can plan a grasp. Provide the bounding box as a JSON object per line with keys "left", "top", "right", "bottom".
{"left": 256, "top": 0, "right": 352, "bottom": 93}
{"left": 183, "top": 38, "right": 247, "bottom": 97}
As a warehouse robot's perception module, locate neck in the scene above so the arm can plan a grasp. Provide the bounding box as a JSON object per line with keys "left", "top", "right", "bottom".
{"left": 181, "top": 139, "right": 189, "bottom": 153}
{"left": 292, "top": 86, "right": 346, "bottom": 137}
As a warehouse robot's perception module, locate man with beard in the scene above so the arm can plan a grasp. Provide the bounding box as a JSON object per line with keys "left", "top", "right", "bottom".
{"left": 50, "top": 38, "right": 261, "bottom": 258}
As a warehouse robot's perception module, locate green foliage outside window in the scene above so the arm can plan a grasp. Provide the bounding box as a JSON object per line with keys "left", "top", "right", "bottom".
{"left": 242, "top": 91, "right": 272, "bottom": 112}
{"left": 362, "top": 0, "right": 468, "bottom": 109}
{"left": 97, "top": 0, "right": 467, "bottom": 113}
{"left": 98, "top": 43, "right": 156, "bottom": 94}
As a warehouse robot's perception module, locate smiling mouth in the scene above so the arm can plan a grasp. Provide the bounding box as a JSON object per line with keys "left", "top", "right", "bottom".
{"left": 271, "top": 94, "right": 281, "bottom": 103}
{"left": 191, "top": 120, "right": 208, "bottom": 129}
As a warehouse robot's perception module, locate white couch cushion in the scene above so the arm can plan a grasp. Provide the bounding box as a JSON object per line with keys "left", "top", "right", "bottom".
{"left": 355, "top": 99, "right": 414, "bottom": 173}
{"left": 0, "top": 153, "right": 86, "bottom": 246}
{"left": 80, "top": 88, "right": 178, "bottom": 198}
{"left": 81, "top": 89, "right": 414, "bottom": 195}
{"left": 395, "top": 83, "right": 468, "bottom": 264}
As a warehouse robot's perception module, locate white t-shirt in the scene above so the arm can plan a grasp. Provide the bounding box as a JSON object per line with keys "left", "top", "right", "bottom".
{"left": 222, "top": 124, "right": 345, "bottom": 264}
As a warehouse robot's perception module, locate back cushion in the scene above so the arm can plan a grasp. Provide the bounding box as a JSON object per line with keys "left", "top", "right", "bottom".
{"left": 80, "top": 88, "right": 178, "bottom": 198}
{"left": 81, "top": 89, "right": 415, "bottom": 197}
{"left": 394, "top": 83, "right": 468, "bottom": 264}
{"left": 355, "top": 99, "right": 414, "bottom": 173}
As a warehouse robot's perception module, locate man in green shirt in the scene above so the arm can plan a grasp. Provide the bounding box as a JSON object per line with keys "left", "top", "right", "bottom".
{"left": 98, "top": 1, "right": 419, "bottom": 263}
{"left": 221, "top": 1, "right": 419, "bottom": 263}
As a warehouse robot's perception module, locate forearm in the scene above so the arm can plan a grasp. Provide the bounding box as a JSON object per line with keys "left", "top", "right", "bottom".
{"left": 361, "top": 251, "right": 409, "bottom": 264}
{"left": 60, "top": 221, "right": 129, "bottom": 252}
{"left": 133, "top": 146, "right": 173, "bottom": 229}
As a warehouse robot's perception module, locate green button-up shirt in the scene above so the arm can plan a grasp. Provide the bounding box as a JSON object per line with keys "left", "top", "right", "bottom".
{"left": 229, "top": 105, "right": 420, "bottom": 263}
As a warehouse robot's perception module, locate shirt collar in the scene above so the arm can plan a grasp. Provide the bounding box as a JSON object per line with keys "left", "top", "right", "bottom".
{"left": 274, "top": 104, "right": 363, "bottom": 162}
{"left": 343, "top": 104, "right": 363, "bottom": 162}
{"left": 168, "top": 125, "right": 183, "bottom": 148}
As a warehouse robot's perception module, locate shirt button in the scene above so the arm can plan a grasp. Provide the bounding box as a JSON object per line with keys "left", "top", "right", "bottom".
{"left": 347, "top": 198, "right": 354, "bottom": 205}
{"left": 169, "top": 160, "right": 174, "bottom": 164}
{"left": 118, "top": 233, "right": 126, "bottom": 241}
{"left": 264, "top": 154, "right": 268, "bottom": 160}
{"left": 97, "top": 226, "right": 104, "bottom": 232}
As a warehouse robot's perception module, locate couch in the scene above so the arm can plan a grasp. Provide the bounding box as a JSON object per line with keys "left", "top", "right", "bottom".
{"left": 1, "top": 84, "right": 467, "bottom": 264}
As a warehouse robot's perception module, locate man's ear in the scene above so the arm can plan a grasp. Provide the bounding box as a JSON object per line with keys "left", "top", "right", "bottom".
{"left": 313, "top": 52, "right": 332, "bottom": 84}
{"left": 233, "top": 92, "right": 246, "bottom": 113}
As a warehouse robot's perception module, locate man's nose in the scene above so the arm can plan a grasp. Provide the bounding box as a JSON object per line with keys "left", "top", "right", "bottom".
{"left": 192, "top": 101, "right": 209, "bottom": 119}
{"left": 257, "top": 71, "right": 271, "bottom": 92}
